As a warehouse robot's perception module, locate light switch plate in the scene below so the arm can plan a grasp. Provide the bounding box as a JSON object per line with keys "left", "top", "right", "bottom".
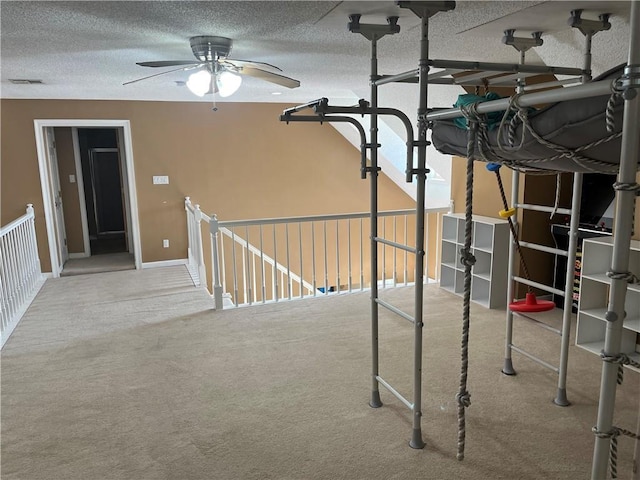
{"left": 69, "top": 174, "right": 76, "bottom": 183}
{"left": 153, "top": 175, "right": 169, "bottom": 185}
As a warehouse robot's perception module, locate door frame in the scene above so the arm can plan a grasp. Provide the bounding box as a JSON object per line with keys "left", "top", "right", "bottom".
{"left": 44, "top": 126, "right": 69, "bottom": 265}
{"left": 34, "top": 119, "right": 142, "bottom": 277}
{"left": 71, "top": 128, "right": 92, "bottom": 257}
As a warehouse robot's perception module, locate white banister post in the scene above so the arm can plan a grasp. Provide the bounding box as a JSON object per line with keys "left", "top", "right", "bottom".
{"left": 26, "top": 204, "right": 41, "bottom": 279}
{"left": 210, "top": 214, "right": 224, "bottom": 310}
{"left": 185, "top": 197, "right": 193, "bottom": 266}
{"left": 193, "top": 204, "right": 206, "bottom": 287}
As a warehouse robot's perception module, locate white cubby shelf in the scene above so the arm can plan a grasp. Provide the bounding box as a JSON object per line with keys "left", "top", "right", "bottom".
{"left": 576, "top": 237, "right": 640, "bottom": 373}
{"left": 439, "top": 213, "right": 509, "bottom": 309}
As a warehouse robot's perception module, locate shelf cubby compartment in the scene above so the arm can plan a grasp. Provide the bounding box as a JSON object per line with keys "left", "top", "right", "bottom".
{"left": 439, "top": 214, "right": 509, "bottom": 308}
{"left": 454, "top": 270, "right": 466, "bottom": 295}
{"left": 471, "top": 276, "right": 491, "bottom": 308}
{"left": 441, "top": 240, "right": 458, "bottom": 270}
{"left": 442, "top": 216, "right": 458, "bottom": 243}
{"left": 473, "top": 222, "right": 494, "bottom": 251}
{"left": 456, "top": 218, "right": 473, "bottom": 244}
{"left": 440, "top": 264, "right": 456, "bottom": 293}
{"left": 575, "top": 313, "right": 638, "bottom": 358}
{"left": 472, "top": 249, "right": 491, "bottom": 280}
{"left": 576, "top": 237, "right": 640, "bottom": 373}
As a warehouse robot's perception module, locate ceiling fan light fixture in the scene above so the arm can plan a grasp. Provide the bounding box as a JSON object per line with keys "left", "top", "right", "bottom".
{"left": 186, "top": 70, "right": 212, "bottom": 97}
{"left": 216, "top": 70, "right": 242, "bottom": 97}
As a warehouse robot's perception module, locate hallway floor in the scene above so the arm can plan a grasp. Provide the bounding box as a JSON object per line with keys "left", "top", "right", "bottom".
{"left": 61, "top": 252, "right": 135, "bottom": 276}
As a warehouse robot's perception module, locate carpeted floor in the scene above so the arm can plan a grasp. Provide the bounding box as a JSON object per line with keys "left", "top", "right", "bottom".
{"left": 61, "top": 252, "right": 135, "bottom": 277}
{"left": 1, "top": 266, "right": 638, "bottom": 480}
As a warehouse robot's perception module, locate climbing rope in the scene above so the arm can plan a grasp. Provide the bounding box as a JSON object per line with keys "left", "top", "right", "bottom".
{"left": 489, "top": 164, "right": 533, "bottom": 294}
{"left": 455, "top": 110, "right": 478, "bottom": 461}
{"left": 550, "top": 173, "right": 562, "bottom": 219}
{"left": 592, "top": 425, "right": 640, "bottom": 479}
{"left": 595, "top": 350, "right": 640, "bottom": 478}
{"left": 484, "top": 91, "right": 624, "bottom": 174}
{"left": 606, "top": 93, "right": 623, "bottom": 133}
{"left": 601, "top": 350, "right": 640, "bottom": 386}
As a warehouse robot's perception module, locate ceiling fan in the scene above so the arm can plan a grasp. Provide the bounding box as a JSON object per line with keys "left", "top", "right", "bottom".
{"left": 124, "top": 36, "right": 300, "bottom": 99}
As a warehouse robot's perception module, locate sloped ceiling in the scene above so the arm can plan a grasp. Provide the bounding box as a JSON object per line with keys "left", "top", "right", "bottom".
{"left": 1, "top": 0, "right": 632, "bottom": 111}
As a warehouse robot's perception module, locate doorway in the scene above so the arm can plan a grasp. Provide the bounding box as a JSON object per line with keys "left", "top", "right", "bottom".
{"left": 78, "top": 129, "right": 128, "bottom": 256}
{"left": 34, "top": 120, "right": 142, "bottom": 278}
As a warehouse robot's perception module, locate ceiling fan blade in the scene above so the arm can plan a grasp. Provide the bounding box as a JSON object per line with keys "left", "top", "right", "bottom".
{"left": 221, "top": 58, "right": 283, "bottom": 72}
{"left": 137, "top": 60, "right": 201, "bottom": 68}
{"left": 237, "top": 66, "right": 300, "bottom": 89}
{"left": 123, "top": 64, "right": 203, "bottom": 86}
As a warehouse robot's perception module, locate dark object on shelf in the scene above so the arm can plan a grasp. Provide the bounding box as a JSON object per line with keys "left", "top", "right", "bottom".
{"left": 579, "top": 173, "right": 616, "bottom": 232}
{"left": 551, "top": 224, "right": 611, "bottom": 311}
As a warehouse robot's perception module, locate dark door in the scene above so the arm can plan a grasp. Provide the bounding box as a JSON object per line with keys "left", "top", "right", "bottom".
{"left": 89, "top": 148, "right": 125, "bottom": 235}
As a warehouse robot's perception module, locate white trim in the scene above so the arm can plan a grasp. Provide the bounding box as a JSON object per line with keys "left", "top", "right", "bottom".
{"left": 34, "top": 124, "right": 61, "bottom": 277}
{"left": 120, "top": 123, "right": 142, "bottom": 270}
{"left": 71, "top": 127, "right": 91, "bottom": 256}
{"left": 33, "top": 119, "right": 143, "bottom": 275}
{"left": 117, "top": 128, "right": 134, "bottom": 255}
{"left": 68, "top": 252, "right": 90, "bottom": 259}
{"left": 141, "top": 259, "right": 188, "bottom": 269}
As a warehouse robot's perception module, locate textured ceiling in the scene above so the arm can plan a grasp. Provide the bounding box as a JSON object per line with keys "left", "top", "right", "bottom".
{"left": 0, "top": 0, "right": 632, "bottom": 111}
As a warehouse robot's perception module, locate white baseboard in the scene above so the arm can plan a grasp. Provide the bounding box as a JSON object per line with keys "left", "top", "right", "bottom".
{"left": 43, "top": 272, "right": 54, "bottom": 279}
{"left": 69, "top": 252, "right": 90, "bottom": 259}
{"left": 141, "top": 259, "right": 188, "bottom": 269}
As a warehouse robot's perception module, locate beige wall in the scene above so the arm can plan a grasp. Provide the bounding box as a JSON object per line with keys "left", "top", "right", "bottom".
{"left": 53, "top": 127, "right": 85, "bottom": 254}
{"left": 1, "top": 99, "right": 416, "bottom": 273}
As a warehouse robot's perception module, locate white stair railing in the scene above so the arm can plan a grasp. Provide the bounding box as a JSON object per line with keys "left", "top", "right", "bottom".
{"left": 186, "top": 197, "right": 449, "bottom": 310}
{"left": 1, "top": 204, "right": 46, "bottom": 348}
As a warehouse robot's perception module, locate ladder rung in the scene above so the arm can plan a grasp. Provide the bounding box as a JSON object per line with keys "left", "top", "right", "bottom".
{"left": 374, "top": 237, "right": 417, "bottom": 253}
{"left": 375, "top": 298, "right": 415, "bottom": 324}
{"left": 454, "top": 70, "right": 508, "bottom": 84}
{"left": 427, "top": 68, "right": 462, "bottom": 80}
{"left": 519, "top": 241, "right": 568, "bottom": 257}
{"left": 513, "top": 276, "right": 565, "bottom": 297}
{"left": 376, "top": 375, "right": 413, "bottom": 410}
{"left": 512, "top": 311, "right": 562, "bottom": 335}
{"left": 523, "top": 77, "right": 582, "bottom": 91}
{"left": 510, "top": 344, "right": 559, "bottom": 373}
{"left": 488, "top": 72, "right": 538, "bottom": 85}
{"left": 515, "top": 203, "right": 572, "bottom": 215}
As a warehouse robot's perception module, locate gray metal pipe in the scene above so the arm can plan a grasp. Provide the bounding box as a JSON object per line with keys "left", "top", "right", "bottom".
{"left": 315, "top": 104, "right": 415, "bottom": 185}
{"left": 426, "top": 78, "right": 615, "bottom": 121}
{"left": 281, "top": 98, "right": 328, "bottom": 115}
{"left": 555, "top": 172, "right": 583, "bottom": 407}
{"left": 369, "top": 34, "right": 382, "bottom": 411}
{"left": 374, "top": 69, "right": 419, "bottom": 86}
{"left": 515, "top": 203, "right": 573, "bottom": 216}
{"left": 428, "top": 58, "right": 584, "bottom": 77}
{"left": 375, "top": 59, "right": 583, "bottom": 86}
{"left": 409, "top": 8, "right": 429, "bottom": 452}
{"left": 592, "top": 1, "right": 640, "bottom": 477}
{"left": 279, "top": 114, "right": 368, "bottom": 178}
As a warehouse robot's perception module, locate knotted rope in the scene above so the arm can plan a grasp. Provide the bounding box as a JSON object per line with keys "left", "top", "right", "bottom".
{"left": 455, "top": 105, "right": 479, "bottom": 461}
{"left": 601, "top": 350, "right": 640, "bottom": 386}
{"left": 595, "top": 349, "right": 640, "bottom": 478}
{"left": 592, "top": 425, "right": 640, "bottom": 478}
{"left": 606, "top": 93, "right": 623, "bottom": 133}
{"left": 479, "top": 91, "right": 624, "bottom": 174}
